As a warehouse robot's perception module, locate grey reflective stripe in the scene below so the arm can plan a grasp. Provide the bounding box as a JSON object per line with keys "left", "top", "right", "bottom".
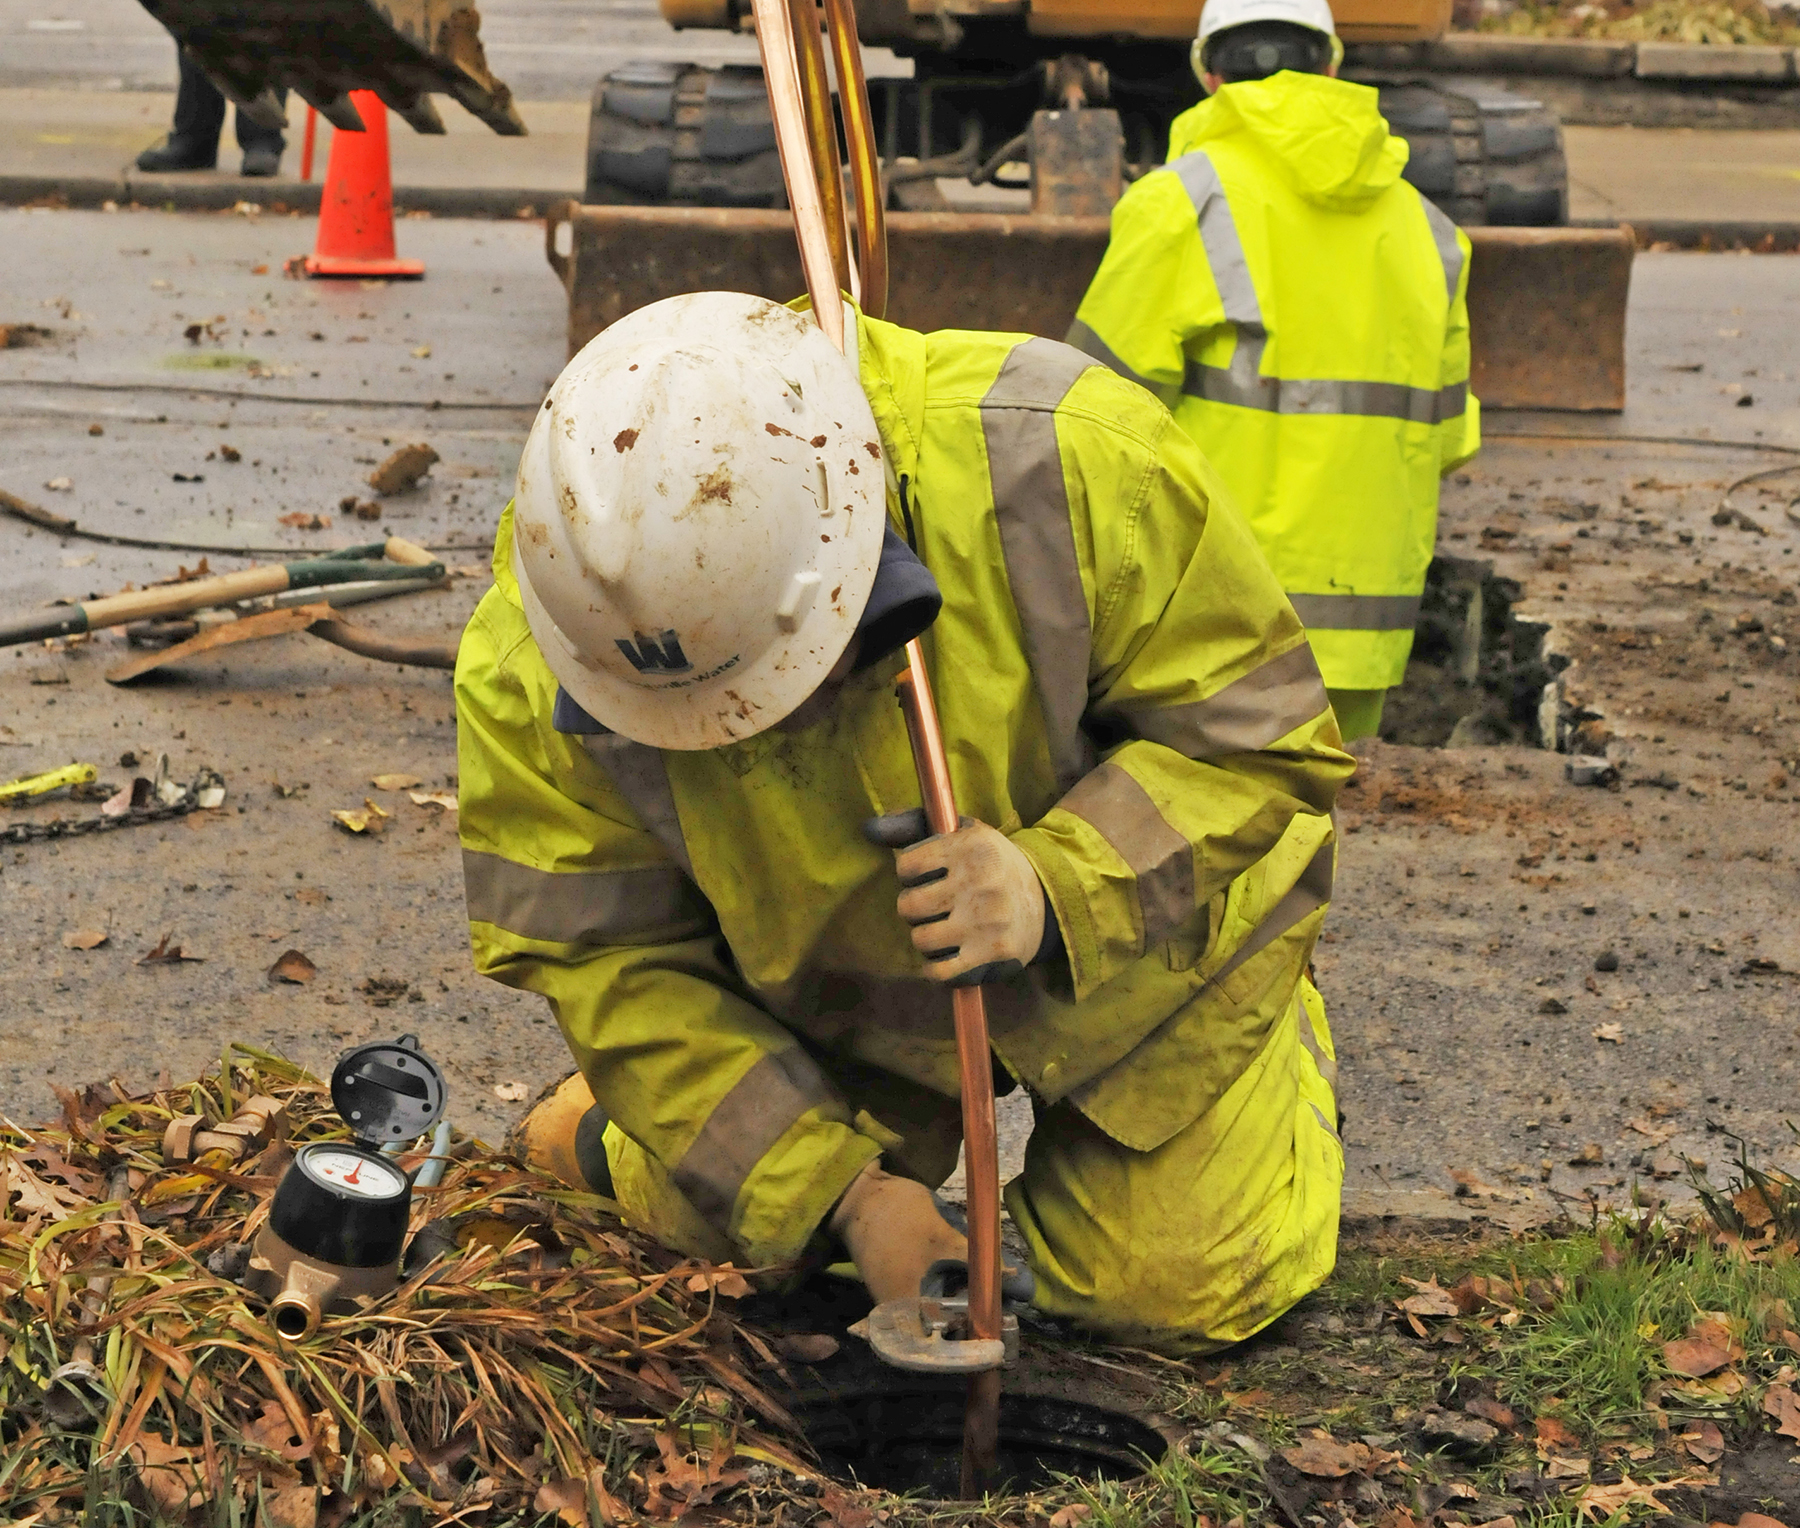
{"left": 1166, "top": 151, "right": 1468, "bottom": 425}
{"left": 1057, "top": 761, "right": 1194, "bottom": 950}
{"left": 1168, "top": 151, "right": 1270, "bottom": 403}
{"left": 1297, "top": 1004, "right": 1340, "bottom": 1094}
{"left": 1209, "top": 840, "right": 1334, "bottom": 989}
{"left": 462, "top": 848, "right": 707, "bottom": 945}
{"left": 672, "top": 1048, "right": 837, "bottom": 1233}
{"left": 1115, "top": 642, "right": 1329, "bottom": 760}
{"left": 1287, "top": 593, "right": 1422, "bottom": 633}
{"left": 1064, "top": 318, "right": 1160, "bottom": 395}
{"left": 1421, "top": 197, "right": 1465, "bottom": 303}
{"left": 1308, "top": 1101, "right": 1342, "bottom": 1145}
{"left": 1186, "top": 368, "right": 1469, "bottom": 424}
{"left": 580, "top": 733, "right": 694, "bottom": 878}
{"left": 981, "top": 337, "right": 1098, "bottom": 796}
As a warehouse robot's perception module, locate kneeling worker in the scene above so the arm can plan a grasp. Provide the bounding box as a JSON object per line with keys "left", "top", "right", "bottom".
{"left": 1068, "top": 0, "right": 1482, "bottom": 741}
{"left": 456, "top": 291, "right": 1352, "bottom": 1349}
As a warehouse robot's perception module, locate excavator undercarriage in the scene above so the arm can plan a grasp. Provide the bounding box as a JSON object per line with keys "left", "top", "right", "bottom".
{"left": 144, "top": 0, "right": 1632, "bottom": 411}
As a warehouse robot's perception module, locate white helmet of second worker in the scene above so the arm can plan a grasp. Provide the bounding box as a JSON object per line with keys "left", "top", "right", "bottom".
{"left": 1193, "top": 0, "right": 1342, "bottom": 78}
{"left": 512, "top": 291, "right": 887, "bottom": 751}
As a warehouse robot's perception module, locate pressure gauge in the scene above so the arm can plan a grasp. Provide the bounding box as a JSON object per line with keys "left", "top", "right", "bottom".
{"left": 271, "top": 1141, "right": 414, "bottom": 1269}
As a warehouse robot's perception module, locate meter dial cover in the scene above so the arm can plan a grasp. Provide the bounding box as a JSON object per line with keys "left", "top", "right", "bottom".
{"left": 330, "top": 1034, "right": 446, "bottom": 1148}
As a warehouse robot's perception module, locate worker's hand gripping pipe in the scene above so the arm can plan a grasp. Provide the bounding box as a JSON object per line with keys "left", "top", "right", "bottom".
{"left": 743, "top": 0, "right": 1002, "bottom": 1496}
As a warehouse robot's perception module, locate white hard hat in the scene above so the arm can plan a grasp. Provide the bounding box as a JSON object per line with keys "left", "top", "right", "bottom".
{"left": 511, "top": 291, "right": 888, "bottom": 751}
{"left": 1194, "top": 0, "right": 1342, "bottom": 75}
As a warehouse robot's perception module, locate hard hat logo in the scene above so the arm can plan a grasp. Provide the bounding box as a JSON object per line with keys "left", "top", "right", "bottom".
{"left": 511, "top": 291, "right": 887, "bottom": 751}
{"left": 616, "top": 630, "right": 694, "bottom": 675}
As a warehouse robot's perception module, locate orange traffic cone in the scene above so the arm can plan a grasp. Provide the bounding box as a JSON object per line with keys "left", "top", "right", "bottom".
{"left": 304, "top": 91, "right": 424, "bottom": 279}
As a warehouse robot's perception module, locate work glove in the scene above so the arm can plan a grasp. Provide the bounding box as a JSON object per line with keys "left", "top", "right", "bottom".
{"left": 865, "top": 809, "right": 1050, "bottom": 987}
{"left": 829, "top": 1161, "right": 970, "bottom": 1306}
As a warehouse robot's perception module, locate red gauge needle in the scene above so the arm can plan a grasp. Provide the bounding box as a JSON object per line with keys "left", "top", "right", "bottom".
{"left": 343, "top": 1160, "right": 363, "bottom": 1186}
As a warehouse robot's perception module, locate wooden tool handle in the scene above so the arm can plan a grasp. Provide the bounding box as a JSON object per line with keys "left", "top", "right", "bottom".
{"left": 382, "top": 535, "right": 438, "bottom": 568}
{"left": 82, "top": 566, "right": 293, "bottom": 629}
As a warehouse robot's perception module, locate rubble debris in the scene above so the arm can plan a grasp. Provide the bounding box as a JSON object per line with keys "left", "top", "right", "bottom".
{"left": 0, "top": 322, "right": 55, "bottom": 348}
{"left": 61, "top": 928, "right": 108, "bottom": 950}
{"left": 1564, "top": 754, "right": 1618, "bottom": 787}
{"left": 339, "top": 494, "right": 383, "bottom": 520}
{"left": 368, "top": 442, "right": 440, "bottom": 495}
{"left": 370, "top": 772, "right": 422, "bottom": 790}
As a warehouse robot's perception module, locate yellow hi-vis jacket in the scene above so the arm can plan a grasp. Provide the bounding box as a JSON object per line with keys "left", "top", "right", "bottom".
{"left": 1068, "top": 71, "right": 1482, "bottom": 691}
{"left": 456, "top": 313, "right": 1354, "bottom": 1337}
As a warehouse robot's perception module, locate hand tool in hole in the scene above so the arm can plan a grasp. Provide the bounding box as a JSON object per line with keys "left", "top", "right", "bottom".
{"left": 740, "top": 0, "right": 1005, "bottom": 1491}
{"left": 0, "top": 536, "right": 444, "bottom": 649}
{"left": 248, "top": 1034, "right": 446, "bottom": 1340}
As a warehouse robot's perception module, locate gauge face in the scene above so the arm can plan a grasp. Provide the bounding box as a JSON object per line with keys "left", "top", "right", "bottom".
{"left": 297, "top": 1144, "right": 409, "bottom": 1202}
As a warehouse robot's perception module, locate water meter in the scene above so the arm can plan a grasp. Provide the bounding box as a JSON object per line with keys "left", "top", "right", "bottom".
{"left": 249, "top": 1034, "right": 446, "bottom": 1339}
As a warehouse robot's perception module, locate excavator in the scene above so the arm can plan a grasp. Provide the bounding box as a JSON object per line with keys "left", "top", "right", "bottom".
{"left": 138, "top": 0, "right": 1632, "bottom": 408}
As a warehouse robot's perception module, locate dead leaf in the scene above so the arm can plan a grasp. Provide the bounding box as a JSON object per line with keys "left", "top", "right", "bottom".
{"left": 1546, "top": 1455, "right": 1592, "bottom": 1479}
{"left": 535, "top": 1467, "right": 627, "bottom": 1527}
{"left": 262, "top": 1484, "right": 318, "bottom": 1528}
{"left": 1049, "top": 1508, "right": 1094, "bottom": 1528}
{"left": 409, "top": 789, "right": 457, "bottom": 810}
{"left": 686, "top": 1264, "right": 754, "bottom": 1299}
{"left": 368, "top": 442, "right": 439, "bottom": 495}
{"left": 1735, "top": 1186, "right": 1778, "bottom": 1229}
{"left": 268, "top": 949, "right": 316, "bottom": 985}
{"left": 1680, "top": 1421, "right": 1725, "bottom": 1463}
{"left": 1574, "top": 1471, "right": 1709, "bottom": 1521}
{"left": 1665, "top": 1335, "right": 1735, "bottom": 1378}
{"left": 776, "top": 1333, "right": 840, "bottom": 1363}
{"left": 1593, "top": 1023, "right": 1624, "bottom": 1043}
{"left": 295, "top": 887, "right": 328, "bottom": 906}
{"left": 277, "top": 511, "right": 330, "bottom": 530}
{"left": 330, "top": 798, "right": 390, "bottom": 835}
{"left": 243, "top": 1398, "right": 313, "bottom": 1462}
{"left": 493, "top": 1081, "right": 528, "bottom": 1102}
{"left": 61, "top": 928, "right": 107, "bottom": 950}
{"left": 1733, "top": 1515, "right": 1794, "bottom": 1528}
{"left": 1397, "top": 1276, "right": 1459, "bottom": 1319}
{"left": 1763, "top": 1381, "right": 1800, "bottom": 1442}
{"left": 1282, "top": 1431, "right": 1372, "bottom": 1478}
{"left": 370, "top": 772, "right": 422, "bottom": 790}
{"left": 1465, "top": 1396, "right": 1517, "bottom": 1429}
{"left": 127, "top": 1435, "right": 207, "bottom": 1515}
{"left": 137, "top": 933, "right": 203, "bottom": 965}
{"left": 1535, "top": 1416, "right": 1583, "bottom": 1456}
{"left": 1569, "top": 1143, "right": 1606, "bottom": 1166}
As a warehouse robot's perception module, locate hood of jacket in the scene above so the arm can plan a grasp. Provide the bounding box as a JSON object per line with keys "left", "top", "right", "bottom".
{"left": 1167, "top": 71, "right": 1409, "bottom": 212}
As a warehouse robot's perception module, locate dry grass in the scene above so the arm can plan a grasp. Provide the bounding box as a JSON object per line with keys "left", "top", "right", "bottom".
{"left": 0, "top": 1047, "right": 813, "bottom": 1527}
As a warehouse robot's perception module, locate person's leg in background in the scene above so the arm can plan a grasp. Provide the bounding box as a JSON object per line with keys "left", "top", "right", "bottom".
{"left": 1326, "top": 687, "right": 1386, "bottom": 744}
{"left": 235, "top": 86, "right": 289, "bottom": 178}
{"left": 136, "top": 48, "right": 225, "bottom": 172}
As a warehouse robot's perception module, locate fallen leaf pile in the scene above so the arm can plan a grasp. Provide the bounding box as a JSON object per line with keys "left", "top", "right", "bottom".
{"left": 0, "top": 1048, "right": 815, "bottom": 1526}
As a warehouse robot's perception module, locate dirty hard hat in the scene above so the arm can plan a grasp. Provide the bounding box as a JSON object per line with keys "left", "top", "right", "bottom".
{"left": 512, "top": 291, "right": 887, "bottom": 750}
{"left": 1194, "top": 0, "right": 1341, "bottom": 77}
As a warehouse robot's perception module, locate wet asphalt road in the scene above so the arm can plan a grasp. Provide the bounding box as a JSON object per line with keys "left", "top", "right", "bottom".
{"left": 2, "top": 206, "right": 1800, "bottom": 1222}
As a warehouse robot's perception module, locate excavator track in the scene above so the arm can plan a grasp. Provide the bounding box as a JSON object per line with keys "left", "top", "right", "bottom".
{"left": 584, "top": 63, "right": 1570, "bottom": 227}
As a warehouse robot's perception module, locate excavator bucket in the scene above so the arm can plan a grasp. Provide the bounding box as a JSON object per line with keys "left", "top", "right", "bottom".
{"left": 135, "top": 0, "right": 525, "bottom": 138}
{"left": 546, "top": 205, "right": 1633, "bottom": 412}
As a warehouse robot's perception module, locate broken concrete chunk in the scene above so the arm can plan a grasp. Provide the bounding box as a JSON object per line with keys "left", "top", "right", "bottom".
{"left": 368, "top": 442, "right": 439, "bottom": 495}
{"left": 1564, "top": 754, "right": 1617, "bottom": 787}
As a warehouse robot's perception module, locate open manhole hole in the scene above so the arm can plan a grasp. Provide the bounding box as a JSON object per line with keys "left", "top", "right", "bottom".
{"left": 790, "top": 1379, "right": 1171, "bottom": 1497}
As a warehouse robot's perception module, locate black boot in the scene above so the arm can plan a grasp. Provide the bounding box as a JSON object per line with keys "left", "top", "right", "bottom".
{"left": 136, "top": 135, "right": 216, "bottom": 172}
{"left": 240, "top": 143, "right": 282, "bottom": 177}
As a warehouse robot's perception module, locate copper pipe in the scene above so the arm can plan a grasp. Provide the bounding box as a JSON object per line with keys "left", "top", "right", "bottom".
{"left": 896, "top": 638, "right": 1003, "bottom": 1496}
{"left": 819, "top": 0, "right": 888, "bottom": 320}
{"left": 785, "top": 0, "right": 852, "bottom": 296}
{"left": 747, "top": 0, "right": 843, "bottom": 350}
